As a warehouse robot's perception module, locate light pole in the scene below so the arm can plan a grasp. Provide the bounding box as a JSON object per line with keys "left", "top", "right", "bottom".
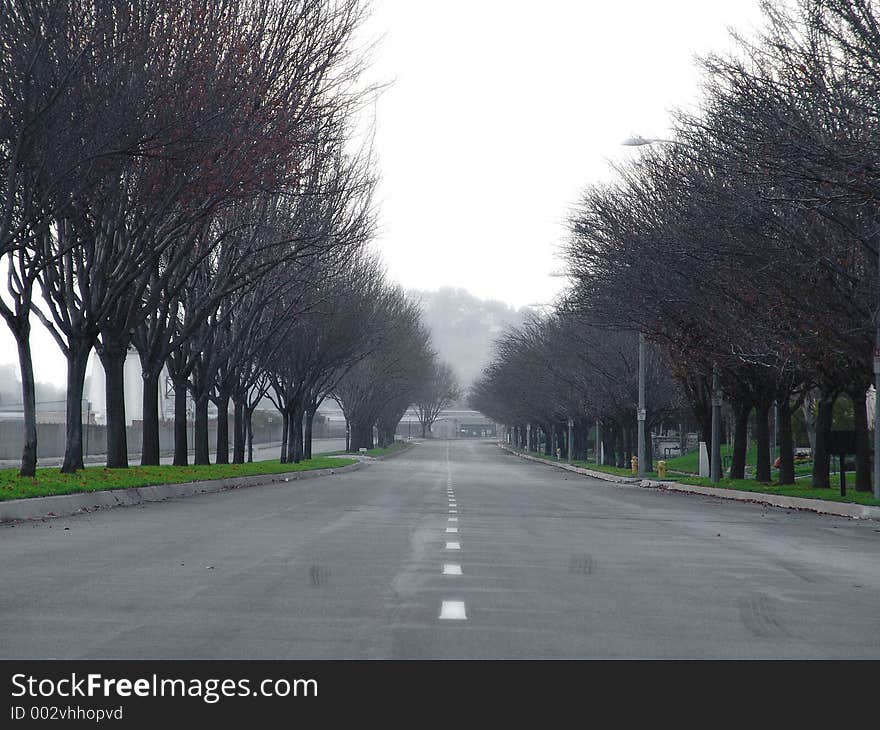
{"left": 622, "top": 133, "right": 687, "bottom": 478}
{"left": 711, "top": 365, "right": 722, "bottom": 483}
{"left": 875, "top": 353, "right": 880, "bottom": 499}
{"left": 637, "top": 331, "right": 646, "bottom": 477}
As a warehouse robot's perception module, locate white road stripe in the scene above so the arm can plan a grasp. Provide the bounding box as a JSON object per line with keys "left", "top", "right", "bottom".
{"left": 445, "top": 541, "right": 460, "bottom": 550}
{"left": 439, "top": 600, "right": 467, "bottom": 620}
{"left": 448, "top": 517, "right": 458, "bottom": 522}
{"left": 449, "top": 509, "right": 457, "bottom": 514}
{"left": 443, "top": 564, "right": 462, "bottom": 575}
{"left": 446, "top": 527, "right": 458, "bottom": 533}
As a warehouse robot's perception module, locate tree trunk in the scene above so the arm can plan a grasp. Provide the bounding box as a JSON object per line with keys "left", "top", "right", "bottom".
{"left": 616, "top": 426, "right": 626, "bottom": 468}
{"left": 194, "top": 396, "right": 210, "bottom": 465}
{"left": 15, "top": 330, "right": 37, "bottom": 477}
{"left": 246, "top": 407, "right": 255, "bottom": 462}
{"left": 812, "top": 394, "right": 834, "bottom": 488}
{"left": 61, "top": 341, "right": 91, "bottom": 473}
{"left": 351, "top": 419, "right": 374, "bottom": 451}
{"left": 778, "top": 396, "right": 795, "bottom": 485}
{"left": 290, "top": 406, "right": 304, "bottom": 463}
{"left": 232, "top": 398, "right": 245, "bottom": 464}
{"left": 280, "top": 411, "right": 289, "bottom": 463}
{"left": 852, "top": 387, "right": 871, "bottom": 492}
{"left": 140, "top": 367, "right": 161, "bottom": 466}
{"left": 173, "top": 380, "right": 188, "bottom": 466}
{"left": 99, "top": 346, "right": 128, "bottom": 469}
{"left": 730, "top": 400, "right": 751, "bottom": 480}
{"left": 755, "top": 399, "right": 772, "bottom": 483}
{"left": 215, "top": 393, "right": 230, "bottom": 464}
{"left": 304, "top": 408, "right": 315, "bottom": 460}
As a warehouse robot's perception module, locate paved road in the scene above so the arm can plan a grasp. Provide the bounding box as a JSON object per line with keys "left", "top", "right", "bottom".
{"left": 1, "top": 439, "right": 879, "bottom": 659}
{"left": 0, "top": 437, "right": 347, "bottom": 470}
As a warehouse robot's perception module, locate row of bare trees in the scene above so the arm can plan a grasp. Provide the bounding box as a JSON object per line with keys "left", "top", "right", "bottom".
{"left": 474, "top": 0, "right": 880, "bottom": 491}
{"left": 0, "top": 0, "right": 443, "bottom": 476}
{"left": 470, "top": 309, "right": 686, "bottom": 471}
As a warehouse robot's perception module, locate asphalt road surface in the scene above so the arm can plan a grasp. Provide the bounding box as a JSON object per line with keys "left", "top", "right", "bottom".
{"left": 1, "top": 439, "right": 879, "bottom": 659}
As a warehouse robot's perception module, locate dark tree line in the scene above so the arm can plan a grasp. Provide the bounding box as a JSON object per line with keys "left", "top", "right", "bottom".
{"left": 0, "top": 0, "right": 447, "bottom": 475}
{"left": 473, "top": 0, "right": 880, "bottom": 492}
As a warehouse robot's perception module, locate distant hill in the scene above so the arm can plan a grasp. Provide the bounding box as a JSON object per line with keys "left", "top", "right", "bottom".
{"left": 408, "top": 287, "right": 532, "bottom": 393}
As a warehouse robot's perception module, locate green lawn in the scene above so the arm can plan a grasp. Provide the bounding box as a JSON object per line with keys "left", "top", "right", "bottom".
{"left": 664, "top": 474, "right": 880, "bottom": 506}
{"left": 664, "top": 444, "right": 813, "bottom": 477}
{"left": 323, "top": 440, "right": 411, "bottom": 458}
{"left": 0, "top": 457, "right": 356, "bottom": 502}
{"left": 511, "top": 447, "right": 880, "bottom": 507}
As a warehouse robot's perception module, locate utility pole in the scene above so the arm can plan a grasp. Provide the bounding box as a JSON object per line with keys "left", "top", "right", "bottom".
{"left": 874, "top": 350, "right": 880, "bottom": 498}
{"left": 637, "top": 332, "right": 646, "bottom": 477}
{"left": 567, "top": 418, "right": 573, "bottom": 464}
{"left": 711, "top": 366, "right": 722, "bottom": 483}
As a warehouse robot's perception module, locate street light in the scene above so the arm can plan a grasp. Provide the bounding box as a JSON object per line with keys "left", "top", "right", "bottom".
{"left": 622, "top": 135, "right": 680, "bottom": 147}
{"left": 621, "top": 134, "right": 665, "bottom": 478}
{"left": 623, "top": 132, "right": 720, "bottom": 482}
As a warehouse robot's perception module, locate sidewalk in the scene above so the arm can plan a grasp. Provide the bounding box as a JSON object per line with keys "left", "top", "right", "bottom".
{"left": 501, "top": 444, "right": 880, "bottom": 521}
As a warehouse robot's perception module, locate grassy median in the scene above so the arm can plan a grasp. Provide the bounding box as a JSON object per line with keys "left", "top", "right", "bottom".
{"left": 323, "top": 440, "right": 411, "bottom": 458}
{"left": 0, "top": 457, "right": 357, "bottom": 502}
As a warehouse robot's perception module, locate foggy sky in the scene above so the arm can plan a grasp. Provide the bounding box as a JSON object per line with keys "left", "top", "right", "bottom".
{"left": 0, "top": 0, "right": 764, "bottom": 386}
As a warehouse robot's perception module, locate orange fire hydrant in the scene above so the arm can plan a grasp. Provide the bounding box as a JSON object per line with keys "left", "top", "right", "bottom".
{"left": 631, "top": 456, "right": 638, "bottom": 474}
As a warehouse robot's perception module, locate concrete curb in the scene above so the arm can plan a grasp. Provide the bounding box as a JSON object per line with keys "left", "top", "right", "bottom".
{"left": 500, "top": 444, "right": 880, "bottom": 521}
{"left": 642, "top": 479, "right": 880, "bottom": 520}
{"left": 0, "top": 461, "right": 364, "bottom": 524}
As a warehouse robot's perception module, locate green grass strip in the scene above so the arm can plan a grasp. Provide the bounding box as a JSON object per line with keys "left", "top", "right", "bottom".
{"left": 511, "top": 448, "right": 880, "bottom": 507}
{"left": 322, "top": 440, "right": 411, "bottom": 458}
{"left": 0, "top": 457, "right": 356, "bottom": 502}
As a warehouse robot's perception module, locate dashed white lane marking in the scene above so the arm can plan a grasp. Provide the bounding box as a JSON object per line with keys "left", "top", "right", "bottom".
{"left": 449, "top": 509, "right": 457, "bottom": 514}
{"left": 445, "top": 541, "right": 460, "bottom": 550}
{"left": 448, "top": 517, "right": 458, "bottom": 522}
{"left": 439, "top": 600, "right": 467, "bottom": 620}
{"left": 443, "top": 564, "right": 462, "bottom": 576}
{"left": 446, "top": 527, "right": 458, "bottom": 533}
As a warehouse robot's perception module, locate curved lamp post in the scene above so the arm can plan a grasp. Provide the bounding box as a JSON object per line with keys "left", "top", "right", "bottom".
{"left": 620, "top": 134, "right": 719, "bottom": 482}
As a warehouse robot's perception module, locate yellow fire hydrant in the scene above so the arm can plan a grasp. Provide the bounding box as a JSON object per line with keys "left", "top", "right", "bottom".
{"left": 657, "top": 460, "right": 667, "bottom": 479}
{"left": 631, "top": 456, "right": 638, "bottom": 474}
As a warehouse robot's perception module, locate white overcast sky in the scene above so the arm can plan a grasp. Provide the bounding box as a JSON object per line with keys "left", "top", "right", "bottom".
{"left": 363, "top": 0, "right": 764, "bottom": 308}
{"left": 3, "top": 0, "right": 765, "bottom": 386}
